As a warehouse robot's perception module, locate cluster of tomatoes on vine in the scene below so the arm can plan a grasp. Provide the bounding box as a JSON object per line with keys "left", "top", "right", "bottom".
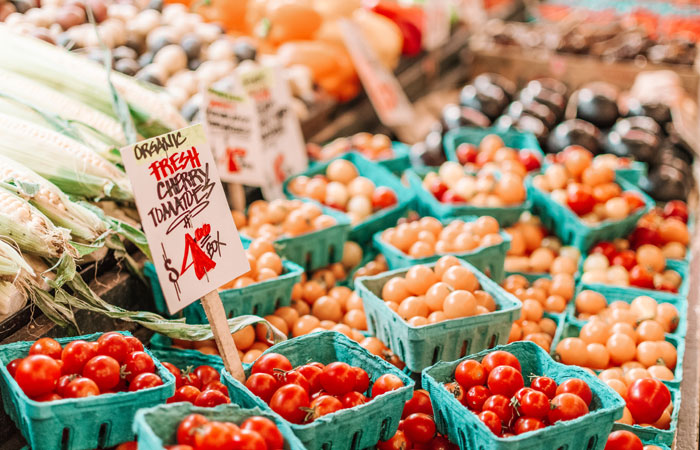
{"left": 244, "top": 352, "right": 405, "bottom": 424}
{"left": 7, "top": 333, "right": 162, "bottom": 400}
{"left": 444, "top": 351, "right": 592, "bottom": 436}
{"left": 163, "top": 361, "right": 232, "bottom": 407}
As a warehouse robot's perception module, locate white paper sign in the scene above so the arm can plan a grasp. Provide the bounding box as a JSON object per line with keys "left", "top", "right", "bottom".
{"left": 120, "top": 124, "right": 250, "bottom": 314}
{"left": 204, "top": 64, "right": 308, "bottom": 199}
{"left": 339, "top": 19, "right": 415, "bottom": 128}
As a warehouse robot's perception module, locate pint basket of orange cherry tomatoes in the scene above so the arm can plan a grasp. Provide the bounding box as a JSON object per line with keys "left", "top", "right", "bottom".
{"left": 144, "top": 240, "right": 304, "bottom": 322}
{"left": 355, "top": 256, "right": 522, "bottom": 373}
{"left": 373, "top": 215, "right": 512, "bottom": 281}
{"left": 133, "top": 402, "right": 305, "bottom": 449}
{"left": 527, "top": 146, "right": 653, "bottom": 253}
{"left": 310, "top": 133, "right": 412, "bottom": 175}
{"left": 422, "top": 341, "right": 626, "bottom": 450}
{"left": 220, "top": 331, "right": 414, "bottom": 450}
{"left": 283, "top": 153, "right": 415, "bottom": 244}
{"left": 235, "top": 199, "right": 352, "bottom": 272}
{"left": 0, "top": 331, "right": 175, "bottom": 450}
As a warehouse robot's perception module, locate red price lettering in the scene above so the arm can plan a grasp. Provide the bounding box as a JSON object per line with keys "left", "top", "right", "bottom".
{"left": 180, "top": 232, "right": 216, "bottom": 280}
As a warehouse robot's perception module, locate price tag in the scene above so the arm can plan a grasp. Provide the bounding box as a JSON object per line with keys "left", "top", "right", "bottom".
{"left": 340, "top": 19, "right": 415, "bottom": 128}
{"left": 120, "top": 124, "right": 250, "bottom": 314}
{"left": 204, "top": 64, "right": 308, "bottom": 200}
{"left": 423, "top": 0, "right": 451, "bottom": 50}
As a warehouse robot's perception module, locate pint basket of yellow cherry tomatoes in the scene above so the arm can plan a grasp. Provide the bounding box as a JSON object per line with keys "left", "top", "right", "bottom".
{"left": 220, "top": 331, "right": 414, "bottom": 450}
{"left": 236, "top": 199, "right": 352, "bottom": 272}
{"left": 422, "top": 341, "right": 626, "bottom": 450}
{"left": 527, "top": 146, "right": 654, "bottom": 253}
{"left": 0, "top": 331, "right": 175, "bottom": 450}
{"left": 134, "top": 402, "right": 305, "bottom": 449}
{"left": 144, "top": 240, "right": 304, "bottom": 322}
{"left": 283, "top": 153, "right": 415, "bottom": 244}
{"left": 373, "top": 215, "right": 511, "bottom": 281}
{"left": 355, "top": 256, "right": 522, "bottom": 373}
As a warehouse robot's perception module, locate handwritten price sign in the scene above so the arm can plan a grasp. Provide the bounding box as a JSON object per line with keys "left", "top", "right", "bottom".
{"left": 120, "top": 124, "right": 250, "bottom": 314}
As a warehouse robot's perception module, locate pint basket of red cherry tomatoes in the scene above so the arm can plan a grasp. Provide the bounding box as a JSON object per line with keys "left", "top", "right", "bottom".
{"left": 220, "top": 331, "right": 414, "bottom": 450}
{"left": 144, "top": 241, "right": 304, "bottom": 322}
{"left": 237, "top": 199, "right": 352, "bottom": 272}
{"left": 527, "top": 146, "right": 654, "bottom": 253}
{"left": 133, "top": 403, "right": 305, "bottom": 449}
{"left": 422, "top": 341, "right": 625, "bottom": 450}
{"left": 372, "top": 215, "right": 512, "bottom": 281}
{"left": 283, "top": 152, "right": 415, "bottom": 244}
{"left": 355, "top": 257, "right": 522, "bottom": 373}
{"left": 0, "top": 331, "right": 175, "bottom": 450}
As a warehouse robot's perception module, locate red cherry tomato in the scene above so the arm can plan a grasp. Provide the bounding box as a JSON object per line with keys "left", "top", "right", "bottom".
{"left": 29, "top": 337, "right": 62, "bottom": 359}
{"left": 455, "top": 359, "right": 486, "bottom": 390}
{"left": 629, "top": 265, "right": 655, "bottom": 289}
{"left": 566, "top": 183, "right": 595, "bottom": 216}
{"left": 402, "top": 389, "right": 433, "bottom": 418}
{"left": 82, "top": 355, "right": 121, "bottom": 391}
{"left": 56, "top": 374, "right": 75, "bottom": 397}
{"left": 193, "top": 421, "right": 235, "bottom": 450}
{"left": 478, "top": 410, "right": 502, "bottom": 436}
{"left": 441, "top": 190, "right": 465, "bottom": 204}
{"left": 481, "top": 351, "right": 522, "bottom": 374}
{"left": 129, "top": 372, "right": 163, "bottom": 392}
{"left": 339, "top": 391, "right": 368, "bottom": 408}
{"left": 403, "top": 413, "right": 436, "bottom": 444}
{"left": 513, "top": 417, "right": 545, "bottom": 435}
{"left": 427, "top": 435, "right": 456, "bottom": 450}
{"left": 353, "top": 367, "right": 370, "bottom": 393}
{"left": 377, "top": 430, "right": 411, "bottom": 450}
{"left": 177, "top": 413, "right": 209, "bottom": 446}
{"left": 482, "top": 394, "right": 514, "bottom": 424}
{"left": 245, "top": 373, "right": 279, "bottom": 403}
{"left": 556, "top": 379, "right": 592, "bottom": 406}
{"left": 530, "top": 376, "right": 557, "bottom": 399}
{"left": 61, "top": 340, "right": 97, "bottom": 375}
{"left": 14, "top": 354, "right": 61, "bottom": 397}
{"left": 297, "top": 364, "right": 323, "bottom": 394}
{"left": 251, "top": 353, "right": 292, "bottom": 376}
{"left": 612, "top": 250, "right": 636, "bottom": 271}
{"left": 515, "top": 388, "right": 549, "bottom": 420}
{"left": 97, "top": 332, "right": 130, "bottom": 364}
{"left": 372, "top": 187, "right": 398, "bottom": 210}
{"left": 465, "top": 385, "right": 490, "bottom": 411}
{"left": 519, "top": 150, "right": 541, "bottom": 172}
{"left": 591, "top": 242, "right": 618, "bottom": 263}
{"left": 6, "top": 358, "right": 22, "bottom": 377}
{"left": 194, "top": 365, "right": 220, "bottom": 387}
{"left": 487, "top": 366, "right": 524, "bottom": 398}
{"left": 124, "top": 336, "right": 144, "bottom": 354}
{"left": 34, "top": 392, "right": 62, "bottom": 402}
{"left": 663, "top": 200, "right": 688, "bottom": 223}
{"left": 319, "top": 362, "right": 356, "bottom": 396}
{"left": 626, "top": 378, "right": 671, "bottom": 424}
{"left": 203, "top": 381, "right": 229, "bottom": 396}
{"left": 123, "top": 351, "right": 155, "bottom": 382}
{"left": 371, "top": 374, "right": 404, "bottom": 398}
{"left": 604, "top": 430, "right": 644, "bottom": 450}
{"left": 444, "top": 382, "right": 465, "bottom": 405}
{"left": 456, "top": 143, "right": 479, "bottom": 165}
{"left": 630, "top": 224, "right": 661, "bottom": 248}
{"left": 548, "top": 393, "right": 589, "bottom": 423}
{"left": 65, "top": 377, "right": 100, "bottom": 398}
{"left": 172, "top": 385, "right": 201, "bottom": 403}
{"left": 231, "top": 428, "right": 267, "bottom": 450}
{"left": 308, "top": 395, "right": 343, "bottom": 421}
{"left": 429, "top": 180, "right": 449, "bottom": 201}
{"left": 241, "top": 416, "right": 285, "bottom": 450}
{"left": 181, "top": 370, "right": 201, "bottom": 389}
{"left": 163, "top": 362, "right": 183, "bottom": 388}
{"left": 621, "top": 191, "right": 646, "bottom": 212}
{"left": 194, "top": 389, "right": 230, "bottom": 407}
{"left": 269, "top": 384, "right": 310, "bottom": 424}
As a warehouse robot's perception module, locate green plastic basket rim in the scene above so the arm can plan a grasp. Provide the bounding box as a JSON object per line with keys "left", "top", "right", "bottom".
{"left": 422, "top": 341, "right": 626, "bottom": 443}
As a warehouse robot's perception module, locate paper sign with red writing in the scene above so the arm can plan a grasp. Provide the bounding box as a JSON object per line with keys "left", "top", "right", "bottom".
{"left": 120, "top": 124, "right": 250, "bottom": 314}
{"left": 339, "top": 19, "right": 415, "bottom": 128}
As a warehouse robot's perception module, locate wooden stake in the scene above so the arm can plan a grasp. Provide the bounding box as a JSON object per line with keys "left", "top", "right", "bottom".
{"left": 200, "top": 290, "right": 246, "bottom": 382}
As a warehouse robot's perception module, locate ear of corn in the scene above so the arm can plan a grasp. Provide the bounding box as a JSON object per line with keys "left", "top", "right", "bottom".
{"left": 0, "top": 185, "right": 75, "bottom": 259}
{"left": 0, "top": 240, "right": 35, "bottom": 281}
{"left": 0, "top": 25, "right": 188, "bottom": 138}
{"left": 0, "top": 241, "right": 34, "bottom": 319}
{"left": 0, "top": 155, "right": 108, "bottom": 242}
{"left": 0, "top": 112, "right": 133, "bottom": 201}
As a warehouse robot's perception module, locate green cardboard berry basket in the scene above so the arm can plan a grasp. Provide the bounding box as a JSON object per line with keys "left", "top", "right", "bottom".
{"left": 133, "top": 403, "right": 305, "bottom": 449}
{"left": 406, "top": 169, "right": 531, "bottom": 226}
{"left": 149, "top": 338, "right": 225, "bottom": 374}
{"left": 283, "top": 152, "right": 415, "bottom": 245}
{"left": 220, "top": 331, "right": 414, "bottom": 450}
{"left": 355, "top": 260, "right": 522, "bottom": 373}
{"left": 612, "top": 386, "right": 681, "bottom": 447}
{"left": 443, "top": 127, "right": 545, "bottom": 166}
{"left": 144, "top": 257, "right": 303, "bottom": 323}
{"left": 616, "top": 161, "right": 647, "bottom": 186}
{"left": 526, "top": 174, "right": 655, "bottom": 253}
{"left": 551, "top": 319, "right": 685, "bottom": 389}
{"left": 0, "top": 331, "right": 175, "bottom": 450}
{"left": 372, "top": 216, "right": 512, "bottom": 282}
{"left": 337, "top": 245, "right": 381, "bottom": 289}
{"left": 423, "top": 341, "right": 625, "bottom": 450}
{"left": 566, "top": 276, "right": 688, "bottom": 341}
{"left": 240, "top": 201, "right": 351, "bottom": 272}
{"left": 309, "top": 141, "right": 411, "bottom": 175}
